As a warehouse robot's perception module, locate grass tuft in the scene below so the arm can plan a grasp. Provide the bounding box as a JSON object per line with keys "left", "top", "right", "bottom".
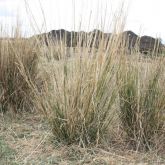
{"left": 118, "top": 56, "right": 165, "bottom": 151}
{"left": 0, "top": 37, "right": 39, "bottom": 113}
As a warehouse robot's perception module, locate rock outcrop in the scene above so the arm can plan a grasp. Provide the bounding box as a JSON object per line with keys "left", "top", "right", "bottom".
{"left": 33, "top": 29, "right": 163, "bottom": 54}
{"left": 140, "top": 36, "right": 162, "bottom": 54}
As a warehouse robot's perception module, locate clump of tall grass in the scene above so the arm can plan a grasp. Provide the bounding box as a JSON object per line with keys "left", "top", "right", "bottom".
{"left": 0, "top": 33, "right": 39, "bottom": 113}
{"left": 118, "top": 55, "right": 165, "bottom": 151}
{"left": 16, "top": 1, "right": 165, "bottom": 150}
{"left": 30, "top": 31, "right": 125, "bottom": 146}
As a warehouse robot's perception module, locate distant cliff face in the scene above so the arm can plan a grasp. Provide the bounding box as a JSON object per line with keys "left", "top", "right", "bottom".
{"left": 140, "top": 36, "right": 162, "bottom": 54}
{"left": 122, "top": 31, "right": 163, "bottom": 54}
{"left": 122, "top": 31, "right": 138, "bottom": 49}
{"left": 46, "top": 29, "right": 111, "bottom": 48}
{"left": 34, "top": 29, "right": 163, "bottom": 54}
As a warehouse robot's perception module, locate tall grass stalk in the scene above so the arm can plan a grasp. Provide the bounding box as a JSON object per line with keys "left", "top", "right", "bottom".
{"left": 0, "top": 30, "right": 39, "bottom": 113}
{"left": 118, "top": 55, "right": 165, "bottom": 151}
{"left": 32, "top": 32, "right": 125, "bottom": 146}
{"left": 7, "top": 2, "right": 164, "bottom": 151}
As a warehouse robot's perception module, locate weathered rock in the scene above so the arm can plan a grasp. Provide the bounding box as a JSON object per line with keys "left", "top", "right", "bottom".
{"left": 122, "top": 31, "right": 139, "bottom": 50}
{"left": 33, "top": 29, "right": 163, "bottom": 55}
{"left": 140, "top": 36, "right": 162, "bottom": 54}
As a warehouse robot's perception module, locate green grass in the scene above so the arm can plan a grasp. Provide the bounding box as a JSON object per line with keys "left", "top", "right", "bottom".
{"left": 118, "top": 57, "right": 165, "bottom": 151}
{"left": 0, "top": 137, "right": 17, "bottom": 165}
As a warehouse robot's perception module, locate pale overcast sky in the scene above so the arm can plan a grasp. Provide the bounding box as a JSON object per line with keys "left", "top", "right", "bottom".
{"left": 0, "top": 0, "right": 164, "bottom": 42}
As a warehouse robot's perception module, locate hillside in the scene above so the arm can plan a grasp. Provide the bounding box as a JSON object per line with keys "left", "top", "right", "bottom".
{"left": 33, "top": 29, "right": 163, "bottom": 54}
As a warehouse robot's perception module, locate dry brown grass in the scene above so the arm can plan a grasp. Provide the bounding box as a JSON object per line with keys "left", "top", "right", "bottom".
{"left": 0, "top": 38, "right": 39, "bottom": 113}
{"left": 0, "top": 112, "right": 164, "bottom": 164}
{"left": 0, "top": 6, "right": 164, "bottom": 163}
{"left": 0, "top": 32, "right": 164, "bottom": 164}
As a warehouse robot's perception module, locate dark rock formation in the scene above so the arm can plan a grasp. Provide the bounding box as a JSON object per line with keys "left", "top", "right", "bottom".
{"left": 33, "top": 29, "right": 163, "bottom": 54}
{"left": 140, "top": 36, "right": 162, "bottom": 54}
{"left": 122, "top": 31, "right": 139, "bottom": 50}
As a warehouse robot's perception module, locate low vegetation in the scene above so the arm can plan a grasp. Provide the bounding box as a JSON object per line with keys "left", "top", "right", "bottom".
{"left": 0, "top": 23, "right": 164, "bottom": 164}
{"left": 118, "top": 56, "right": 165, "bottom": 151}
{"left": 0, "top": 134, "right": 16, "bottom": 164}
{"left": 0, "top": 37, "right": 38, "bottom": 113}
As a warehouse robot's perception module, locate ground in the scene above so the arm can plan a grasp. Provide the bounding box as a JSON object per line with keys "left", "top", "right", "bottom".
{"left": 0, "top": 112, "right": 164, "bottom": 165}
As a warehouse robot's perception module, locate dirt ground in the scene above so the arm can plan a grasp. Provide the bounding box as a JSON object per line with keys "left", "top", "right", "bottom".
{"left": 0, "top": 112, "right": 164, "bottom": 165}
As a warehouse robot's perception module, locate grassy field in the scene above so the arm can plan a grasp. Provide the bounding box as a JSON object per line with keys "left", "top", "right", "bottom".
{"left": 0, "top": 112, "right": 164, "bottom": 164}
{"left": 0, "top": 27, "right": 165, "bottom": 164}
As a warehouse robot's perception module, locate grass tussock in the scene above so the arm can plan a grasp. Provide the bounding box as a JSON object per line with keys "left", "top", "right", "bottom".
{"left": 35, "top": 33, "right": 124, "bottom": 146}
{"left": 118, "top": 56, "right": 165, "bottom": 151}
{"left": 0, "top": 36, "right": 39, "bottom": 113}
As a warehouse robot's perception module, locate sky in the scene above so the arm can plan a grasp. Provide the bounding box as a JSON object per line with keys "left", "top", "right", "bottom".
{"left": 0, "top": 0, "right": 164, "bottom": 42}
